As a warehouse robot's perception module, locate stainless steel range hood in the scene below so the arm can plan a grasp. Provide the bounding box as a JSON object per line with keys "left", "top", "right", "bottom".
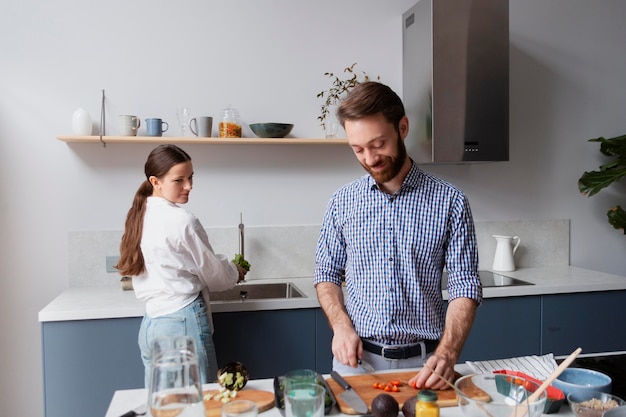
{"left": 402, "top": 0, "right": 509, "bottom": 163}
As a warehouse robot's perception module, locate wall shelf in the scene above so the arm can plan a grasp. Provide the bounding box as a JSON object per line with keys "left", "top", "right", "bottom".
{"left": 56, "top": 135, "right": 348, "bottom": 145}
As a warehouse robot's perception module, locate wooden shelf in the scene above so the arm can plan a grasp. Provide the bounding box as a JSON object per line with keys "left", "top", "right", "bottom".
{"left": 56, "top": 135, "right": 348, "bottom": 145}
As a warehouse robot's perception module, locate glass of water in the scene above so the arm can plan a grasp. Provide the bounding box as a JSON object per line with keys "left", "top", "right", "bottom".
{"left": 285, "top": 382, "right": 325, "bottom": 417}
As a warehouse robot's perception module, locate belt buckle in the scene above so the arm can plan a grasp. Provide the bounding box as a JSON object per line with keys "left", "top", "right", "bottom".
{"left": 381, "top": 346, "right": 402, "bottom": 359}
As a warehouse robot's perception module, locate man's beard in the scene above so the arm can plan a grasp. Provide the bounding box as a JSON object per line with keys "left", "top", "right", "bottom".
{"left": 361, "top": 135, "right": 407, "bottom": 184}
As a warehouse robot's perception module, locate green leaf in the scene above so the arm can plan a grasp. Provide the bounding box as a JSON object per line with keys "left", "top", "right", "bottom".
{"left": 578, "top": 169, "right": 626, "bottom": 197}
{"left": 607, "top": 205, "right": 626, "bottom": 234}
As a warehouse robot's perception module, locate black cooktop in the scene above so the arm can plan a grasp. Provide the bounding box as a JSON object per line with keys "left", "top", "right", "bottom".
{"left": 442, "top": 270, "right": 534, "bottom": 289}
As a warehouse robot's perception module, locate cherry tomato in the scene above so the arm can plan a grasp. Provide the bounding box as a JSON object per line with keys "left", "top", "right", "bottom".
{"left": 409, "top": 380, "right": 417, "bottom": 389}
{"left": 390, "top": 380, "right": 402, "bottom": 387}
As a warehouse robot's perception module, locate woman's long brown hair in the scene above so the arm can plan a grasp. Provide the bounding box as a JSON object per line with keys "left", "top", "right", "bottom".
{"left": 116, "top": 145, "right": 192, "bottom": 276}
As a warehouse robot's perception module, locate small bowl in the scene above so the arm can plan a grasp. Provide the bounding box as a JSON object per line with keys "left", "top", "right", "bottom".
{"left": 217, "top": 361, "right": 249, "bottom": 390}
{"left": 568, "top": 391, "right": 626, "bottom": 417}
{"left": 552, "top": 368, "right": 612, "bottom": 398}
{"left": 455, "top": 373, "right": 547, "bottom": 417}
{"left": 249, "top": 123, "right": 294, "bottom": 138}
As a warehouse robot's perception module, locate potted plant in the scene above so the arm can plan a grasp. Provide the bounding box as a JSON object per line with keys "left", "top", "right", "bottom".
{"left": 317, "top": 63, "right": 379, "bottom": 138}
{"left": 578, "top": 133, "right": 626, "bottom": 234}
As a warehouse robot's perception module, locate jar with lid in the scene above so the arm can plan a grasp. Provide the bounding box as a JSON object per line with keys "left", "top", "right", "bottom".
{"left": 415, "top": 389, "right": 439, "bottom": 417}
{"left": 219, "top": 106, "right": 242, "bottom": 138}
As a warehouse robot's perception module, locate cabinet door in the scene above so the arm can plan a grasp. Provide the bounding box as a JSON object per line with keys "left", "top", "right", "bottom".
{"left": 42, "top": 318, "right": 143, "bottom": 417}
{"left": 315, "top": 309, "right": 333, "bottom": 374}
{"left": 212, "top": 309, "right": 316, "bottom": 379}
{"left": 459, "top": 296, "right": 542, "bottom": 362}
{"left": 542, "top": 291, "right": 626, "bottom": 355}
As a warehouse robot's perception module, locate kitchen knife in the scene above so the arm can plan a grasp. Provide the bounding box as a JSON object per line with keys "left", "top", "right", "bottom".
{"left": 119, "top": 401, "right": 147, "bottom": 417}
{"left": 330, "top": 370, "right": 369, "bottom": 414}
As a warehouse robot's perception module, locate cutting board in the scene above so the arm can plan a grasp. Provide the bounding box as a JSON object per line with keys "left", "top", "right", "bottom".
{"left": 325, "top": 371, "right": 488, "bottom": 415}
{"left": 202, "top": 389, "right": 274, "bottom": 417}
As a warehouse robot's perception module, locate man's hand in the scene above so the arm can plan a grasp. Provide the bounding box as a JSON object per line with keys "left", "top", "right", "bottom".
{"left": 408, "top": 353, "right": 455, "bottom": 390}
{"left": 331, "top": 323, "right": 362, "bottom": 368}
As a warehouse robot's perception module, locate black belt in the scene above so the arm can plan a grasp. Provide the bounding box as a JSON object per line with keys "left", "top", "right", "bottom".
{"left": 362, "top": 339, "right": 439, "bottom": 360}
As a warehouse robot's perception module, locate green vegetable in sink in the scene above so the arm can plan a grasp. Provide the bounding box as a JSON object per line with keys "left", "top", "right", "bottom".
{"left": 232, "top": 253, "right": 251, "bottom": 272}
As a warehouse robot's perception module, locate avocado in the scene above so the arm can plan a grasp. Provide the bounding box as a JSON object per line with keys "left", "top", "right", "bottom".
{"left": 371, "top": 393, "right": 399, "bottom": 417}
{"left": 402, "top": 396, "right": 418, "bottom": 417}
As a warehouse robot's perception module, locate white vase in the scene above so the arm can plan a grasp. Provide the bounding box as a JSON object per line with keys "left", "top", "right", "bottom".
{"left": 72, "top": 108, "right": 92, "bottom": 135}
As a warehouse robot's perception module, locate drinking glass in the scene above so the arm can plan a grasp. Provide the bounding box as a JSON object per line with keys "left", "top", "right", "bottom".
{"left": 284, "top": 382, "right": 325, "bottom": 417}
{"left": 222, "top": 400, "right": 258, "bottom": 417}
{"left": 284, "top": 369, "right": 316, "bottom": 392}
{"left": 148, "top": 349, "right": 205, "bottom": 417}
{"left": 177, "top": 107, "right": 191, "bottom": 136}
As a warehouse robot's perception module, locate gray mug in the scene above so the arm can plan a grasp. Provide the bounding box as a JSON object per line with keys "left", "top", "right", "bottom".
{"left": 145, "top": 118, "right": 169, "bottom": 137}
{"left": 189, "top": 116, "right": 213, "bottom": 137}
{"left": 119, "top": 115, "right": 141, "bottom": 136}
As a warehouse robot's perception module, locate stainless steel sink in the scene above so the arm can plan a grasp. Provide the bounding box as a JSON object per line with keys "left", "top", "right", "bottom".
{"left": 442, "top": 270, "right": 534, "bottom": 289}
{"left": 208, "top": 282, "right": 306, "bottom": 301}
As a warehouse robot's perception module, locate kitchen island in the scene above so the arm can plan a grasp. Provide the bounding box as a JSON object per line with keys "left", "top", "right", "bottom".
{"left": 104, "top": 365, "right": 576, "bottom": 417}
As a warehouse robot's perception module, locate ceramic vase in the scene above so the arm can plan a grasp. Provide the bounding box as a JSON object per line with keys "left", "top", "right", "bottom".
{"left": 72, "top": 108, "right": 92, "bottom": 135}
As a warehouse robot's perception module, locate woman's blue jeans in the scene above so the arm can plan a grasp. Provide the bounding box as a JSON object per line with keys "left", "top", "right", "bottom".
{"left": 138, "top": 295, "right": 218, "bottom": 388}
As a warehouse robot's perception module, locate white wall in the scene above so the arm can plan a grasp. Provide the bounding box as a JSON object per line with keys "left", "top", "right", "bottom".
{"left": 1, "top": 1, "right": 625, "bottom": 415}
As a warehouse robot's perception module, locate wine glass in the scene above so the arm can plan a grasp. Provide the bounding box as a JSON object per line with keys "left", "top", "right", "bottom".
{"left": 177, "top": 107, "right": 191, "bottom": 136}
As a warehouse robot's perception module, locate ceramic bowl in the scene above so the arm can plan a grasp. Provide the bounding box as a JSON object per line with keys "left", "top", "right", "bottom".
{"left": 455, "top": 373, "right": 547, "bottom": 417}
{"left": 552, "top": 368, "right": 612, "bottom": 398}
{"left": 249, "top": 123, "right": 294, "bottom": 138}
{"left": 568, "top": 391, "right": 626, "bottom": 417}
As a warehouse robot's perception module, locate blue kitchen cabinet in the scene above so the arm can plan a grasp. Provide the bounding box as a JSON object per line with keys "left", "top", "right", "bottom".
{"left": 458, "top": 295, "right": 542, "bottom": 362}
{"left": 541, "top": 290, "right": 626, "bottom": 355}
{"left": 41, "top": 317, "right": 144, "bottom": 417}
{"left": 315, "top": 308, "right": 333, "bottom": 374}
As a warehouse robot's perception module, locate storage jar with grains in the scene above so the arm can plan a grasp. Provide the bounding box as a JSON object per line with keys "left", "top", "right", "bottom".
{"left": 219, "top": 106, "right": 242, "bottom": 138}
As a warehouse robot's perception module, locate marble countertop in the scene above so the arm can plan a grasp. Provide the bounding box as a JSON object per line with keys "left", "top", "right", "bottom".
{"left": 38, "top": 266, "right": 626, "bottom": 322}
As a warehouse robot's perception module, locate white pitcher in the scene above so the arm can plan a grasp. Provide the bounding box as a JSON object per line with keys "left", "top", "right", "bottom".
{"left": 492, "top": 235, "right": 521, "bottom": 272}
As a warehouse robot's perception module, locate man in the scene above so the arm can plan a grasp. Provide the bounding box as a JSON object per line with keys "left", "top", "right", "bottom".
{"left": 314, "top": 82, "right": 482, "bottom": 390}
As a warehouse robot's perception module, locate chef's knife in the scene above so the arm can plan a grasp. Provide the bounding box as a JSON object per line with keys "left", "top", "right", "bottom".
{"left": 330, "top": 370, "right": 369, "bottom": 414}
{"left": 119, "top": 401, "right": 147, "bottom": 417}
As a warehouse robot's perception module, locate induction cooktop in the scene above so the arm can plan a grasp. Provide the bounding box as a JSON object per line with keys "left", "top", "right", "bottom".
{"left": 442, "top": 270, "right": 534, "bottom": 289}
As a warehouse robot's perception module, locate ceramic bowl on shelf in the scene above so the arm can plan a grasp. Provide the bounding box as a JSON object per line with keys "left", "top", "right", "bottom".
{"left": 567, "top": 391, "right": 625, "bottom": 417}
{"left": 552, "top": 368, "right": 612, "bottom": 398}
{"left": 249, "top": 123, "right": 294, "bottom": 138}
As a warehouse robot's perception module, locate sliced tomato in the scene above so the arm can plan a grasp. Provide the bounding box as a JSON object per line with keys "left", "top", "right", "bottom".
{"left": 409, "top": 380, "right": 417, "bottom": 389}
{"left": 389, "top": 380, "right": 402, "bottom": 387}
{"left": 390, "top": 385, "right": 400, "bottom": 392}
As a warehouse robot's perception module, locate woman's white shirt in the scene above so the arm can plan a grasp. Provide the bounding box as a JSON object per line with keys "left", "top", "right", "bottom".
{"left": 133, "top": 196, "right": 238, "bottom": 317}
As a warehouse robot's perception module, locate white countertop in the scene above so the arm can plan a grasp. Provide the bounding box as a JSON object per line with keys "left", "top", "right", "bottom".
{"left": 104, "top": 365, "right": 575, "bottom": 417}
{"left": 39, "top": 266, "right": 626, "bottom": 322}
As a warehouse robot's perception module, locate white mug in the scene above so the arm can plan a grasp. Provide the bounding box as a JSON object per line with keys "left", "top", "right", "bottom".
{"left": 119, "top": 115, "right": 141, "bottom": 136}
{"left": 189, "top": 116, "right": 213, "bottom": 137}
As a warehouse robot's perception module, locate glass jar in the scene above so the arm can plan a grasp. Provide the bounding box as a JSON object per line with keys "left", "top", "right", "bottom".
{"left": 415, "top": 390, "right": 439, "bottom": 417}
{"left": 219, "top": 106, "right": 242, "bottom": 138}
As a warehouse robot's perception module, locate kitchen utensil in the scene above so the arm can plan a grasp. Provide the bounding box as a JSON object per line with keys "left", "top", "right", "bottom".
{"left": 118, "top": 115, "right": 140, "bottom": 136}
{"left": 553, "top": 367, "right": 611, "bottom": 398}
{"left": 456, "top": 373, "right": 546, "bottom": 417}
{"left": 492, "top": 235, "right": 521, "bottom": 272}
{"left": 203, "top": 389, "right": 274, "bottom": 417}
{"left": 222, "top": 399, "right": 258, "bottom": 417}
{"left": 190, "top": 116, "right": 213, "bottom": 137}
{"left": 119, "top": 401, "right": 147, "bottom": 417}
{"left": 284, "top": 382, "right": 325, "bottom": 417}
{"left": 325, "top": 370, "right": 469, "bottom": 414}
{"left": 149, "top": 349, "right": 205, "bottom": 417}
{"left": 358, "top": 359, "right": 375, "bottom": 373}
{"left": 330, "top": 371, "right": 370, "bottom": 414}
{"left": 568, "top": 391, "right": 625, "bottom": 417}
{"left": 145, "top": 118, "right": 169, "bottom": 137}
{"left": 239, "top": 213, "right": 245, "bottom": 260}
{"left": 249, "top": 123, "right": 294, "bottom": 138}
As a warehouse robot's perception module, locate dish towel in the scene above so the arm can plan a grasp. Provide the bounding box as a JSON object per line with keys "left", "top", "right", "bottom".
{"left": 466, "top": 354, "right": 558, "bottom": 380}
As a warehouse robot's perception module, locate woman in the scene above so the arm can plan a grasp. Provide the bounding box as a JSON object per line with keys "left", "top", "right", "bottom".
{"left": 116, "top": 144, "right": 246, "bottom": 387}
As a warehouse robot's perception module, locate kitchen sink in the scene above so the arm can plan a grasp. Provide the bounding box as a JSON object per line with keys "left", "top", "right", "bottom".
{"left": 208, "top": 282, "right": 306, "bottom": 301}
{"left": 442, "top": 270, "right": 534, "bottom": 289}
